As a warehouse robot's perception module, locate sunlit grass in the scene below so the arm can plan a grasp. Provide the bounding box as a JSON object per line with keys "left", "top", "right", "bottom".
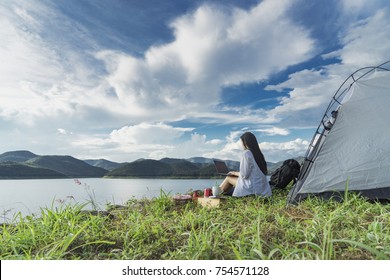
{"left": 0, "top": 188, "right": 389, "bottom": 260}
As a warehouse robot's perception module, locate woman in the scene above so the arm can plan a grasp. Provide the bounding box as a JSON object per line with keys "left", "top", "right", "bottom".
{"left": 219, "top": 132, "right": 271, "bottom": 197}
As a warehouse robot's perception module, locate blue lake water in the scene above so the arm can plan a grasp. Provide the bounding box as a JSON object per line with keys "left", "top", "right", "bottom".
{"left": 0, "top": 178, "right": 222, "bottom": 221}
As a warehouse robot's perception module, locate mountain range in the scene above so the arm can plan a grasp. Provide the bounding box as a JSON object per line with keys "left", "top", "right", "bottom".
{"left": 0, "top": 151, "right": 107, "bottom": 179}
{"left": 106, "top": 158, "right": 219, "bottom": 178}
{"left": 83, "top": 159, "right": 127, "bottom": 171}
{"left": 0, "top": 150, "right": 303, "bottom": 179}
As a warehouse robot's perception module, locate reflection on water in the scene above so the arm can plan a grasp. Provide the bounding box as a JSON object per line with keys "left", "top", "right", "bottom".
{"left": 0, "top": 178, "right": 222, "bottom": 221}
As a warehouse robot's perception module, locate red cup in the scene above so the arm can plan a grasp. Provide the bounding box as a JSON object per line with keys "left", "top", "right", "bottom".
{"left": 204, "top": 188, "right": 212, "bottom": 197}
{"left": 192, "top": 191, "right": 199, "bottom": 198}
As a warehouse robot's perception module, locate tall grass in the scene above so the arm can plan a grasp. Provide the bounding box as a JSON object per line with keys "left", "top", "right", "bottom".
{"left": 0, "top": 189, "right": 389, "bottom": 260}
{"left": 0, "top": 202, "right": 113, "bottom": 259}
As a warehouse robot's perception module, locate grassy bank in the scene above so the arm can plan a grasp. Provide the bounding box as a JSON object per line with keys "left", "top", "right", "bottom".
{"left": 1, "top": 189, "right": 389, "bottom": 260}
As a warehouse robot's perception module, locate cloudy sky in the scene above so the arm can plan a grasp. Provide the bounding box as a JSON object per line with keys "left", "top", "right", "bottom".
{"left": 1, "top": 0, "right": 390, "bottom": 163}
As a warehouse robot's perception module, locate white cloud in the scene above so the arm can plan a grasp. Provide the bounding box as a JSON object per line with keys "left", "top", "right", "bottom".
{"left": 96, "top": 0, "right": 315, "bottom": 123}
{"left": 70, "top": 123, "right": 225, "bottom": 161}
{"left": 57, "top": 128, "right": 72, "bottom": 135}
{"left": 203, "top": 131, "right": 308, "bottom": 163}
{"left": 265, "top": 69, "right": 328, "bottom": 92}
{"left": 333, "top": 8, "right": 390, "bottom": 67}
{"left": 72, "top": 124, "right": 303, "bottom": 163}
{"left": 0, "top": 4, "right": 63, "bottom": 121}
{"left": 266, "top": 67, "right": 341, "bottom": 120}
{"left": 73, "top": 122, "right": 192, "bottom": 148}
{"left": 1, "top": 0, "right": 315, "bottom": 162}
{"left": 265, "top": 7, "right": 390, "bottom": 127}
{"left": 0, "top": 2, "right": 106, "bottom": 125}
{"left": 167, "top": 133, "right": 223, "bottom": 159}
{"left": 204, "top": 130, "right": 244, "bottom": 161}
{"left": 0, "top": 0, "right": 316, "bottom": 128}
{"left": 340, "top": 0, "right": 388, "bottom": 17}
{"left": 2, "top": 0, "right": 389, "bottom": 164}
{"left": 260, "top": 138, "right": 309, "bottom": 162}
{"left": 341, "top": 0, "right": 370, "bottom": 13}
{"left": 109, "top": 123, "right": 193, "bottom": 145}
{"left": 256, "top": 127, "right": 290, "bottom": 136}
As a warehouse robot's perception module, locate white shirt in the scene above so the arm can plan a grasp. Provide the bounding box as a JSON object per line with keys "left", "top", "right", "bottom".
{"left": 233, "top": 150, "right": 272, "bottom": 197}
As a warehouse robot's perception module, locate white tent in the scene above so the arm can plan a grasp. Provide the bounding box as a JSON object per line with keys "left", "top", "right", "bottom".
{"left": 288, "top": 61, "right": 390, "bottom": 204}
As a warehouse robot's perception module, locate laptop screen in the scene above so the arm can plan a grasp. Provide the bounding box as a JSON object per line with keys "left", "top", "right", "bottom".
{"left": 213, "top": 160, "right": 230, "bottom": 174}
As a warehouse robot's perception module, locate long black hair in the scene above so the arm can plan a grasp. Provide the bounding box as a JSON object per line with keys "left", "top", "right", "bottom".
{"left": 240, "top": 132, "right": 268, "bottom": 175}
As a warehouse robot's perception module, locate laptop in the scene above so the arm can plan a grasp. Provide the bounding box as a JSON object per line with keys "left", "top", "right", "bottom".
{"left": 213, "top": 160, "right": 230, "bottom": 176}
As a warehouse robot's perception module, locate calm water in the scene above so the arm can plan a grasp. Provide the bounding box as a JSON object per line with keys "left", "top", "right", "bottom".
{"left": 0, "top": 178, "right": 222, "bottom": 221}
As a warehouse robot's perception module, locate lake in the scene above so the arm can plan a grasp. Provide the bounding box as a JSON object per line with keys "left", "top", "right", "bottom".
{"left": 0, "top": 178, "right": 222, "bottom": 221}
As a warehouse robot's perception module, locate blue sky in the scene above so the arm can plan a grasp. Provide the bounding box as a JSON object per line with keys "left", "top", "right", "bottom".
{"left": 1, "top": 0, "right": 390, "bottom": 163}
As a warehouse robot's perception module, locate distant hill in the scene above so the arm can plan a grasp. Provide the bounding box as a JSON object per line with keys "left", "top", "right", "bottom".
{"left": 106, "top": 155, "right": 306, "bottom": 178}
{"left": 162, "top": 158, "right": 201, "bottom": 177}
{"left": 107, "top": 158, "right": 218, "bottom": 178}
{"left": 0, "top": 150, "right": 108, "bottom": 179}
{"left": 186, "top": 157, "right": 213, "bottom": 167}
{"left": 0, "top": 162, "right": 67, "bottom": 179}
{"left": 84, "top": 159, "right": 127, "bottom": 171}
{"left": 186, "top": 157, "right": 241, "bottom": 170}
{"left": 106, "top": 156, "right": 304, "bottom": 178}
{"left": 27, "top": 156, "right": 108, "bottom": 178}
{"left": 0, "top": 150, "right": 305, "bottom": 179}
{"left": 198, "top": 164, "right": 219, "bottom": 177}
{"left": 0, "top": 150, "right": 37, "bottom": 163}
{"left": 107, "top": 159, "right": 174, "bottom": 177}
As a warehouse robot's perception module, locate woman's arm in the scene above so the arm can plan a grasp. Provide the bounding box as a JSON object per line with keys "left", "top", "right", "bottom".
{"left": 227, "top": 171, "right": 240, "bottom": 177}
{"left": 240, "top": 150, "right": 253, "bottom": 179}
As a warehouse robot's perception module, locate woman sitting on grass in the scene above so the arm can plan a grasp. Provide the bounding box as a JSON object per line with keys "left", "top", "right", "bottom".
{"left": 219, "top": 132, "right": 272, "bottom": 197}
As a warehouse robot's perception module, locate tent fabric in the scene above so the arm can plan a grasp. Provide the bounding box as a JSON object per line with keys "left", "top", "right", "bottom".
{"left": 288, "top": 68, "right": 390, "bottom": 204}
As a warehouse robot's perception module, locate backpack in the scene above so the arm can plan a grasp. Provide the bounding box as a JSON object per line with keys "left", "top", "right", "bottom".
{"left": 269, "top": 159, "right": 301, "bottom": 189}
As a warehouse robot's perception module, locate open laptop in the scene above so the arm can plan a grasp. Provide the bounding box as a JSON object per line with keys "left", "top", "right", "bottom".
{"left": 213, "top": 160, "right": 230, "bottom": 176}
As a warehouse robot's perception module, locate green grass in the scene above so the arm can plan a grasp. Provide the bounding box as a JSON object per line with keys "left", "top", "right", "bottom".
{"left": 0, "top": 189, "right": 389, "bottom": 260}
